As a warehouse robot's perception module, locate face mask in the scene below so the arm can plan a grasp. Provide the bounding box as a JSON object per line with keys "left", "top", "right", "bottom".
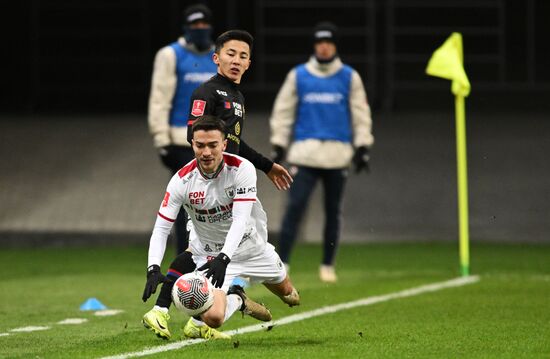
{"left": 315, "top": 54, "right": 337, "bottom": 64}
{"left": 185, "top": 27, "right": 212, "bottom": 51}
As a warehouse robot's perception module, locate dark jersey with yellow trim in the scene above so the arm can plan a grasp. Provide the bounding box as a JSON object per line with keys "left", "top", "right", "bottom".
{"left": 187, "top": 73, "right": 273, "bottom": 173}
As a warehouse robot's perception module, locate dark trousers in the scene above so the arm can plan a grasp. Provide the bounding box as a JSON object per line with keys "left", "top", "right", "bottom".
{"left": 278, "top": 166, "right": 347, "bottom": 266}
{"left": 160, "top": 145, "right": 195, "bottom": 255}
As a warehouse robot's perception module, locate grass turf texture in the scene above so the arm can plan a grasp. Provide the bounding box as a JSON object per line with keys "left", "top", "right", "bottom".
{"left": 0, "top": 242, "right": 549, "bottom": 358}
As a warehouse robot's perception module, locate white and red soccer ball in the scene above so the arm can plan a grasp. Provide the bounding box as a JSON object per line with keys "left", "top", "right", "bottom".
{"left": 171, "top": 272, "right": 214, "bottom": 316}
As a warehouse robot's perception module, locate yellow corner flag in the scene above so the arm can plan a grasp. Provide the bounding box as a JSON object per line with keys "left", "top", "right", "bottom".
{"left": 426, "top": 32, "right": 471, "bottom": 97}
{"left": 426, "top": 33, "right": 471, "bottom": 277}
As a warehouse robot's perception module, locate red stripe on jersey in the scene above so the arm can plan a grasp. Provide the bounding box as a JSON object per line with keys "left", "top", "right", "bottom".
{"left": 233, "top": 198, "right": 256, "bottom": 202}
{"left": 158, "top": 212, "right": 175, "bottom": 222}
{"left": 223, "top": 154, "right": 242, "bottom": 168}
{"left": 178, "top": 160, "right": 197, "bottom": 178}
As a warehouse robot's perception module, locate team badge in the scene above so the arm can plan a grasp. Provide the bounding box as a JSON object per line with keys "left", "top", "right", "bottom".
{"left": 235, "top": 122, "right": 241, "bottom": 135}
{"left": 224, "top": 186, "right": 235, "bottom": 198}
{"left": 224, "top": 101, "right": 231, "bottom": 109}
{"left": 191, "top": 100, "right": 206, "bottom": 116}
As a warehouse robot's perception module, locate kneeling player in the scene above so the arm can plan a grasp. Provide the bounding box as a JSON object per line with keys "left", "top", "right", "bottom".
{"left": 142, "top": 115, "right": 300, "bottom": 339}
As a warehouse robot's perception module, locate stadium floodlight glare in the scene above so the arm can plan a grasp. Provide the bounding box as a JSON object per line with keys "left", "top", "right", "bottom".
{"left": 426, "top": 32, "right": 471, "bottom": 276}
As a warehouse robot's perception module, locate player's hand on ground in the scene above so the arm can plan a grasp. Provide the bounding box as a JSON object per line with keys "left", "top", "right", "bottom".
{"left": 142, "top": 264, "right": 167, "bottom": 302}
{"left": 352, "top": 146, "right": 370, "bottom": 174}
{"left": 197, "top": 253, "right": 230, "bottom": 288}
{"left": 267, "top": 162, "right": 293, "bottom": 190}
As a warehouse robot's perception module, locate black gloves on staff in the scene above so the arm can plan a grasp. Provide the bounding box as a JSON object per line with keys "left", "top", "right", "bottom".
{"left": 159, "top": 145, "right": 180, "bottom": 170}
{"left": 352, "top": 146, "right": 370, "bottom": 173}
{"left": 198, "top": 252, "right": 231, "bottom": 288}
{"left": 271, "top": 145, "right": 285, "bottom": 164}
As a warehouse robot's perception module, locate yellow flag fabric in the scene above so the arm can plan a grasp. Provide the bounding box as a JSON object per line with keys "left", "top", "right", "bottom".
{"left": 426, "top": 32, "right": 471, "bottom": 97}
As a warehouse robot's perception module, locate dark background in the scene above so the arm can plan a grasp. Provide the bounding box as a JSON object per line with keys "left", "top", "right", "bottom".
{"left": 1, "top": 0, "right": 549, "bottom": 245}
{"left": 2, "top": 0, "right": 549, "bottom": 113}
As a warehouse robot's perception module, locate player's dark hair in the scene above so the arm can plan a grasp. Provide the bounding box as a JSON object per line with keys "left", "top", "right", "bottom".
{"left": 214, "top": 29, "right": 254, "bottom": 54}
{"left": 192, "top": 115, "right": 227, "bottom": 137}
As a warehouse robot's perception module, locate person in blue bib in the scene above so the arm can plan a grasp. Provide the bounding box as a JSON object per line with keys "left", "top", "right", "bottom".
{"left": 269, "top": 21, "right": 374, "bottom": 283}
{"left": 147, "top": 4, "right": 217, "bottom": 255}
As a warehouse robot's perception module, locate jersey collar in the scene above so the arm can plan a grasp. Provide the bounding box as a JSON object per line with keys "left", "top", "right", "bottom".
{"left": 214, "top": 73, "right": 239, "bottom": 89}
{"left": 197, "top": 158, "right": 224, "bottom": 179}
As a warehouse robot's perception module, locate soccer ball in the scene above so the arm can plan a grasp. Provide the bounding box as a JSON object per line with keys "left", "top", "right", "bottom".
{"left": 171, "top": 272, "right": 214, "bottom": 316}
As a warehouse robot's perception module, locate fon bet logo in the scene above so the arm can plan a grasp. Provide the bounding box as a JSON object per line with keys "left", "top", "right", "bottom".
{"left": 233, "top": 102, "right": 243, "bottom": 117}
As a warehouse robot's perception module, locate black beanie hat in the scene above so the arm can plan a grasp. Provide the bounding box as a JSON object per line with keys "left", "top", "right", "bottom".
{"left": 183, "top": 4, "right": 212, "bottom": 25}
{"left": 313, "top": 21, "right": 338, "bottom": 45}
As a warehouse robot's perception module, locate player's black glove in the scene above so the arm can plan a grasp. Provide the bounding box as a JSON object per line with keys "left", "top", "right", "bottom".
{"left": 197, "top": 253, "right": 231, "bottom": 288}
{"left": 142, "top": 265, "right": 167, "bottom": 302}
{"left": 270, "top": 145, "right": 285, "bottom": 164}
{"left": 352, "top": 146, "right": 370, "bottom": 173}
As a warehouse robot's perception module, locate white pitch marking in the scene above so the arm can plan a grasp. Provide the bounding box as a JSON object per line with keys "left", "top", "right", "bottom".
{"left": 57, "top": 318, "right": 89, "bottom": 325}
{"left": 10, "top": 326, "right": 51, "bottom": 333}
{"left": 99, "top": 275, "right": 480, "bottom": 359}
{"left": 95, "top": 310, "right": 124, "bottom": 317}
{"left": 0, "top": 333, "right": 10, "bottom": 337}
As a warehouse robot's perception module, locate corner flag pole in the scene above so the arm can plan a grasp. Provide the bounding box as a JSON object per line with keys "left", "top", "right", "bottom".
{"left": 455, "top": 94, "right": 470, "bottom": 276}
{"left": 425, "top": 32, "right": 471, "bottom": 276}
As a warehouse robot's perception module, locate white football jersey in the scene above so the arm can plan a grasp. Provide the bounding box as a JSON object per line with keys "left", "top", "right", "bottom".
{"left": 158, "top": 153, "right": 268, "bottom": 261}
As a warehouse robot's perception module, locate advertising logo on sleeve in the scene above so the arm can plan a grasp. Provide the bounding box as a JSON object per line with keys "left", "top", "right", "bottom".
{"left": 161, "top": 192, "right": 170, "bottom": 207}
{"left": 191, "top": 100, "right": 206, "bottom": 117}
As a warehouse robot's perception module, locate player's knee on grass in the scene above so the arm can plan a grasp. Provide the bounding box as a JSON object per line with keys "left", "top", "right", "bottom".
{"left": 167, "top": 251, "right": 196, "bottom": 279}
{"left": 201, "top": 311, "right": 224, "bottom": 328}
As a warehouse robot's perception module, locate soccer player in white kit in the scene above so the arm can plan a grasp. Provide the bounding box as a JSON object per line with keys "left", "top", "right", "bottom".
{"left": 142, "top": 115, "right": 300, "bottom": 340}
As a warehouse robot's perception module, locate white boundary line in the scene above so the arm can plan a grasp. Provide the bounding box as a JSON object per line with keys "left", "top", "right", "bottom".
{"left": 101, "top": 275, "right": 480, "bottom": 359}
{"left": 0, "top": 310, "right": 123, "bottom": 338}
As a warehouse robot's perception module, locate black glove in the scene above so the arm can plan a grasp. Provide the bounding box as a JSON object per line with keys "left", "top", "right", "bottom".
{"left": 142, "top": 265, "right": 167, "bottom": 302}
{"left": 352, "top": 146, "right": 370, "bottom": 173}
{"left": 270, "top": 145, "right": 285, "bottom": 164}
{"left": 158, "top": 145, "right": 180, "bottom": 172}
{"left": 197, "top": 253, "right": 230, "bottom": 288}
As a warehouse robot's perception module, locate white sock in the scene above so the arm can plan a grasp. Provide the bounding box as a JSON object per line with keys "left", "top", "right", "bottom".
{"left": 191, "top": 317, "right": 205, "bottom": 327}
{"left": 153, "top": 305, "right": 168, "bottom": 314}
{"left": 224, "top": 294, "right": 243, "bottom": 322}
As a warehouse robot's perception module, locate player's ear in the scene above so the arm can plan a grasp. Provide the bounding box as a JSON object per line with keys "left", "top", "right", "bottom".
{"left": 243, "top": 58, "right": 251, "bottom": 71}
{"left": 222, "top": 139, "right": 227, "bottom": 151}
{"left": 213, "top": 52, "right": 220, "bottom": 66}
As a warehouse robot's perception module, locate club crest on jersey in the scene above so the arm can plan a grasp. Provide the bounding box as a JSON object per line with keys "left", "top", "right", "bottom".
{"left": 224, "top": 186, "right": 235, "bottom": 198}
{"left": 191, "top": 100, "right": 206, "bottom": 116}
{"left": 224, "top": 101, "right": 231, "bottom": 109}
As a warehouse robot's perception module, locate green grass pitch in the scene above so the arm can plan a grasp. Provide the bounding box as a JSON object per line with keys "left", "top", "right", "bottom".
{"left": 0, "top": 242, "right": 549, "bottom": 358}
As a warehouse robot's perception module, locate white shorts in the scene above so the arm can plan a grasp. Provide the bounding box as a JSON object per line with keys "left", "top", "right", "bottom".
{"left": 192, "top": 243, "right": 287, "bottom": 292}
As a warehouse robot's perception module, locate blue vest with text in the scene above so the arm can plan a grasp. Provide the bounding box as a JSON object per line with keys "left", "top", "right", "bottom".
{"left": 294, "top": 64, "right": 353, "bottom": 143}
{"left": 169, "top": 43, "right": 216, "bottom": 127}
